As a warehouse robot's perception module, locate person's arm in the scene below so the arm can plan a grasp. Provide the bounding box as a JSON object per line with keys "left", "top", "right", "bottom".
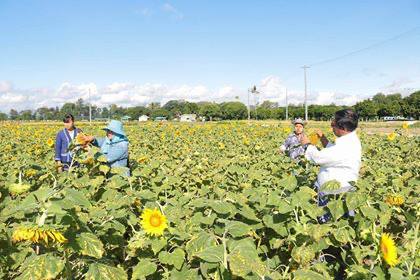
{"left": 316, "top": 130, "right": 329, "bottom": 148}
{"left": 54, "top": 133, "right": 62, "bottom": 162}
{"left": 106, "top": 142, "right": 128, "bottom": 163}
{"left": 280, "top": 136, "right": 292, "bottom": 152}
{"left": 304, "top": 144, "right": 342, "bottom": 166}
{"left": 82, "top": 135, "right": 104, "bottom": 147}
{"left": 300, "top": 134, "right": 340, "bottom": 166}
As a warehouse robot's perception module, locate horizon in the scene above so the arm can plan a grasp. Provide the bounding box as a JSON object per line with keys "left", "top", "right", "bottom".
{"left": 1, "top": 0, "right": 419, "bottom": 113}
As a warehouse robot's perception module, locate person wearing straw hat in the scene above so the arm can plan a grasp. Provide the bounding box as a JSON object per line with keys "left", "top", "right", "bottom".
{"left": 83, "top": 120, "right": 130, "bottom": 175}
{"left": 280, "top": 118, "right": 306, "bottom": 160}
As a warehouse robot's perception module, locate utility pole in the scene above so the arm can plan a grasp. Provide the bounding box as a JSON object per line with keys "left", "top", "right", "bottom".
{"left": 250, "top": 85, "right": 259, "bottom": 120}
{"left": 302, "top": 65, "right": 310, "bottom": 121}
{"left": 247, "top": 88, "right": 251, "bottom": 121}
{"left": 285, "top": 88, "right": 288, "bottom": 120}
{"left": 88, "top": 88, "right": 92, "bottom": 123}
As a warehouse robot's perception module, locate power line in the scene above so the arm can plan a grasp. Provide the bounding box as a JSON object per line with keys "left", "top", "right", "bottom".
{"left": 309, "top": 26, "right": 420, "bottom": 67}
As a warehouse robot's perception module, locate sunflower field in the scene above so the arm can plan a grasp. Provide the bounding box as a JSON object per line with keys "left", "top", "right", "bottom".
{"left": 0, "top": 121, "right": 418, "bottom": 279}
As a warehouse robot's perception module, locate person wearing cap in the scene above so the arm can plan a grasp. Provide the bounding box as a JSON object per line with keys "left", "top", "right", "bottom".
{"left": 54, "top": 113, "right": 83, "bottom": 172}
{"left": 83, "top": 120, "right": 130, "bottom": 175}
{"left": 300, "top": 109, "right": 361, "bottom": 223}
{"left": 280, "top": 118, "right": 306, "bottom": 160}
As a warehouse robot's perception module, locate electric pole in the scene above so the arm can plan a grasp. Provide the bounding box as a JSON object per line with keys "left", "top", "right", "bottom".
{"left": 247, "top": 88, "right": 251, "bottom": 121}
{"left": 285, "top": 88, "right": 288, "bottom": 120}
{"left": 88, "top": 88, "right": 92, "bottom": 123}
{"left": 302, "top": 65, "right": 310, "bottom": 121}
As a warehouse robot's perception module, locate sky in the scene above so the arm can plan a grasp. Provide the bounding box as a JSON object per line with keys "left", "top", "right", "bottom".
{"left": 0, "top": 0, "right": 419, "bottom": 112}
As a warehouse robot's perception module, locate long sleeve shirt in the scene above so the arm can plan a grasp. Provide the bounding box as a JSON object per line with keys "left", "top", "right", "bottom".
{"left": 305, "top": 131, "right": 361, "bottom": 195}
{"left": 54, "top": 128, "right": 82, "bottom": 163}
{"left": 280, "top": 133, "right": 305, "bottom": 160}
{"left": 93, "top": 137, "right": 129, "bottom": 168}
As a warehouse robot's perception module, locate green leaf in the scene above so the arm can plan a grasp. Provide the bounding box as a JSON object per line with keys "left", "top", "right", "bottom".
{"left": 63, "top": 188, "right": 91, "bottom": 208}
{"left": 319, "top": 180, "right": 341, "bottom": 192}
{"left": 151, "top": 237, "right": 167, "bottom": 255}
{"left": 345, "top": 192, "right": 366, "bottom": 210}
{"left": 185, "top": 232, "right": 217, "bottom": 261}
{"left": 327, "top": 199, "right": 346, "bottom": 220}
{"left": 228, "top": 239, "right": 266, "bottom": 277}
{"left": 279, "top": 174, "right": 297, "bottom": 191}
{"left": 99, "top": 164, "right": 110, "bottom": 175}
{"left": 158, "top": 248, "right": 185, "bottom": 270}
{"left": 225, "top": 221, "right": 252, "bottom": 238}
{"left": 85, "top": 263, "right": 127, "bottom": 280}
{"left": 16, "top": 254, "right": 65, "bottom": 280}
{"left": 293, "top": 269, "right": 326, "bottom": 280}
{"left": 194, "top": 245, "right": 224, "bottom": 263}
{"left": 210, "top": 201, "right": 234, "bottom": 214}
{"left": 132, "top": 259, "right": 157, "bottom": 279}
{"left": 75, "top": 232, "right": 105, "bottom": 259}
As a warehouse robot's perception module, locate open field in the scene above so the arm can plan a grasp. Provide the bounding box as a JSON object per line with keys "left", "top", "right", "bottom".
{"left": 0, "top": 121, "right": 418, "bottom": 279}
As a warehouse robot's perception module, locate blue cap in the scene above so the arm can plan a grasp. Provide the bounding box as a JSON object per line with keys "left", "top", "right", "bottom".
{"left": 103, "top": 120, "right": 126, "bottom": 136}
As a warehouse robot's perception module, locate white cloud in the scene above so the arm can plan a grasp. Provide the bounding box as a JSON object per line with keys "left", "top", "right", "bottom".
{"left": 0, "top": 81, "right": 12, "bottom": 92}
{"left": 3, "top": 75, "right": 409, "bottom": 113}
{"left": 162, "top": 3, "right": 184, "bottom": 20}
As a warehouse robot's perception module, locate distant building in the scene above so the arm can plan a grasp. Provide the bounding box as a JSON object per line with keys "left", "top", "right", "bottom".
{"left": 138, "top": 115, "right": 149, "bottom": 122}
{"left": 383, "top": 116, "right": 407, "bottom": 121}
{"left": 121, "top": 115, "right": 132, "bottom": 122}
{"left": 154, "top": 116, "right": 167, "bottom": 122}
{"left": 180, "top": 114, "right": 197, "bottom": 122}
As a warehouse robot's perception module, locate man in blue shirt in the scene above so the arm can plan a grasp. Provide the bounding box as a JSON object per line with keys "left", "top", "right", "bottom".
{"left": 280, "top": 118, "right": 306, "bottom": 160}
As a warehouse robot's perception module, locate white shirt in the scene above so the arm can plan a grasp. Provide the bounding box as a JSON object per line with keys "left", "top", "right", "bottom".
{"left": 305, "top": 131, "right": 361, "bottom": 194}
{"left": 68, "top": 129, "right": 76, "bottom": 140}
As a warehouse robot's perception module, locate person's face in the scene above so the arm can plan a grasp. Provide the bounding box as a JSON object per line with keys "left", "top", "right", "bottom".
{"left": 331, "top": 119, "right": 346, "bottom": 137}
{"left": 106, "top": 130, "right": 114, "bottom": 140}
{"left": 64, "top": 120, "right": 74, "bottom": 130}
{"left": 294, "top": 124, "right": 304, "bottom": 134}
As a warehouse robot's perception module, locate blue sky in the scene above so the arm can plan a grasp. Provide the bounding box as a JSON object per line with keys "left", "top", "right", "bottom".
{"left": 0, "top": 0, "right": 419, "bottom": 111}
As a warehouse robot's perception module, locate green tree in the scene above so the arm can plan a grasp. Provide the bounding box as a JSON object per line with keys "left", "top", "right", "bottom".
{"left": 197, "top": 102, "right": 221, "bottom": 121}
{"left": 220, "top": 102, "right": 247, "bottom": 120}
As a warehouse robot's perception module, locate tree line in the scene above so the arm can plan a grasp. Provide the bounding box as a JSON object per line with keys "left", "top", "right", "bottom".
{"left": 1, "top": 91, "right": 418, "bottom": 121}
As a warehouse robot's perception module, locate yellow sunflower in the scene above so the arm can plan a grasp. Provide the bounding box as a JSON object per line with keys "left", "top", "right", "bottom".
{"left": 385, "top": 194, "right": 404, "bottom": 206}
{"left": 309, "top": 133, "right": 319, "bottom": 145}
{"left": 380, "top": 233, "right": 398, "bottom": 267}
{"left": 402, "top": 123, "right": 409, "bottom": 129}
{"left": 140, "top": 208, "right": 168, "bottom": 236}
{"left": 387, "top": 132, "right": 397, "bottom": 141}
{"left": 47, "top": 138, "right": 54, "bottom": 147}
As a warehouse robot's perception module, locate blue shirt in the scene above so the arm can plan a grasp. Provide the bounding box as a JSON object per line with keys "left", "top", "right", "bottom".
{"left": 280, "top": 133, "right": 305, "bottom": 160}
{"left": 93, "top": 137, "right": 129, "bottom": 169}
{"left": 54, "top": 128, "right": 82, "bottom": 163}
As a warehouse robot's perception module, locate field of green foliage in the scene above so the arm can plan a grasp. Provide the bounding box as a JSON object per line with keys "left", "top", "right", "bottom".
{"left": 0, "top": 121, "right": 418, "bottom": 279}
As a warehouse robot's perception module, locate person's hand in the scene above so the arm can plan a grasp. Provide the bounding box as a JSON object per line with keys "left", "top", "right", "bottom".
{"left": 316, "top": 129, "right": 324, "bottom": 138}
{"left": 81, "top": 135, "right": 95, "bottom": 143}
{"left": 300, "top": 134, "right": 310, "bottom": 145}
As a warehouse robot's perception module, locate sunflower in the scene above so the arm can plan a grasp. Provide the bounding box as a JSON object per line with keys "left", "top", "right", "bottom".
{"left": 402, "top": 123, "right": 409, "bottom": 129}
{"left": 140, "top": 208, "right": 168, "bottom": 236}
{"left": 385, "top": 194, "right": 404, "bottom": 206}
{"left": 309, "top": 133, "right": 319, "bottom": 145}
{"left": 47, "top": 138, "right": 54, "bottom": 147}
{"left": 387, "top": 132, "right": 397, "bottom": 141}
{"left": 380, "top": 233, "right": 398, "bottom": 267}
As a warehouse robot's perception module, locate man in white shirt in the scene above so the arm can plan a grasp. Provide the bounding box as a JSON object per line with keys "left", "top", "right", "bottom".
{"left": 300, "top": 109, "right": 361, "bottom": 223}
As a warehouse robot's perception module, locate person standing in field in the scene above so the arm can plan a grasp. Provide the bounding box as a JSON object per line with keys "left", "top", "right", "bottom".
{"left": 280, "top": 118, "right": 306, "bottom": 160}
{"left": 54, "top": 114, "right": 83, "bottom": 172}
{"left": 300, "top": 109, "right": 361, "bottom": 223}
{"left": 82, "top": 120, "right": 130, "bottom": 176}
